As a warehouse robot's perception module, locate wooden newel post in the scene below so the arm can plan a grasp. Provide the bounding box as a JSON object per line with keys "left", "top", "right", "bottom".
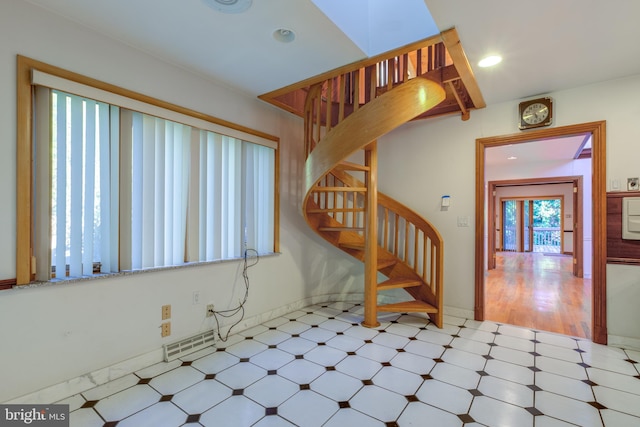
{"left": 362, "top": 140, "right": 380, "bottom": 328}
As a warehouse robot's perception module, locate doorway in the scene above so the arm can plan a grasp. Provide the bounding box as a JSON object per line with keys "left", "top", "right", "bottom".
{"left": 501, "top": 197, "right": 563, "bottom": 254}
{"left": 486, "top": 178, "right": 589, "bottom": 338}
{"left": 488, "top": 177, "right": 583, "bottom": 278}
{"left": 474, "top": 121, "right": 607, "bottom": 344}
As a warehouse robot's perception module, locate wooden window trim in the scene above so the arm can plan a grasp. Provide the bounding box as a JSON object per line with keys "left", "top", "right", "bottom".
{"left": 16, "top": 55, "right": 280, "bottom": 285}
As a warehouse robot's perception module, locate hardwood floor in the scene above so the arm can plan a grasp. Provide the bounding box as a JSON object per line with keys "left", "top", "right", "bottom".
{"left": 485, "top": 252, "right": 592, "bottom": 339}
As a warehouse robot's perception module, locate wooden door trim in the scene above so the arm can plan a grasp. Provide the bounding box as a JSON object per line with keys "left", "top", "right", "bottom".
{"left": 476, "top": 121, "right": 607, "bottom": 344}
{"left": 574, "top": 177, "right": 584, "bottom": 278}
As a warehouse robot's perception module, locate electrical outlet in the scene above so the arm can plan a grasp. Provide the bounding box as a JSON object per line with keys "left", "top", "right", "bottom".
{"left": 161, "top": 322, "right": 171, "bottom": 337}
{"left": 206, "top": 304, "right": 214, "bottom": 317}
{"left": 161, "top": 304, "right": 171, "bottom": 320}
{"left": 193, "top": 291, "right": 200, "bottom": 305}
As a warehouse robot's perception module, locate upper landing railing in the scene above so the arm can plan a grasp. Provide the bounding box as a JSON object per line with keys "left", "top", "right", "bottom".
{"left": 259, "top": 27, "right": 486, "bottom": 141}
{"left": 303, "top": 41, "right": 451, "bottom": 158}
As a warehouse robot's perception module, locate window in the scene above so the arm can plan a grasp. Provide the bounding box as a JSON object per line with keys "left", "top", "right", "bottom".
{"left": 17, "top": 56, "right": 278, "bottom": 284}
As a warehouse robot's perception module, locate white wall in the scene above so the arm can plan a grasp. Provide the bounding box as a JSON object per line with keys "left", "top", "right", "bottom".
{"left": 3, "top": 0, "right": 640, "bottom": 404}
{"left": 0, "top": 1, "right": 364, "bottom": 403}
{"left": 378, "top": 73, "right": 640, "bottom": 347}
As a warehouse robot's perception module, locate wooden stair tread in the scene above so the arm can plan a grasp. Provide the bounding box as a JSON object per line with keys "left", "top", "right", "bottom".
{"left": 334, "top": 161, "right": 370, "bottom": 172}
{"left": 307, "top": 208, "right": 366, "bottom": 214}
{"left": 318, "top": 226, "right": 365, "bottom": 232}
{"left": 337, "top": 242, "right": 397, "bottom": 269}
{"left": 312, "top": 186, "right": 367, "bottom": 192}
{"left": 377, "top": 300, "right": 438, "bottom": 313}
{"left": 339, "top": 241, "right": 365, "bottom": 250}
{"left": 377, "top": 278, "right": 422, "bottom": 290}
{"left": 376, "top": 258, "right": 397, "bottom": 269}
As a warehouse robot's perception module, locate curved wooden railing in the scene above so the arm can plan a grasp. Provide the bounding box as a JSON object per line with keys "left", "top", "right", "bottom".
{"left": 329, "top": 169, "right": 444, "bottom": 312}
{"left": 301, "top": 37, "right": 449, "bottom": 328}
{"left": 303, "top": 76, "right": 446, "bottom": 195}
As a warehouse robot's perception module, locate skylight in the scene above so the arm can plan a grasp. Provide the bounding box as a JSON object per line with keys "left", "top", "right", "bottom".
{"left": 311, "top": 0, "right": 440, "bottom": 57}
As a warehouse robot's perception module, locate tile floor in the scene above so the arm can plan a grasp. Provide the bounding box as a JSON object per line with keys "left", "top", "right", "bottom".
{"left": 60, "top": 302, "right": 640, "bottom": 426}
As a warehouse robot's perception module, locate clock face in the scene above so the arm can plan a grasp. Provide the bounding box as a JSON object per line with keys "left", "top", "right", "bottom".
{"left": 522, "top": 102, "right": 549, "bottom": 125}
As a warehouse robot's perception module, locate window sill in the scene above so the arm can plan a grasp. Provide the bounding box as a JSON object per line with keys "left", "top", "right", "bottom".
{"left": 13, "top": 252, "right": 281, "bottom": 291}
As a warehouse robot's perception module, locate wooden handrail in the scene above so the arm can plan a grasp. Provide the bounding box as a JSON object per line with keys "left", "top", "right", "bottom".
{"left": 306, "top": 169, "right": 443, "bottom": 315}
{"left": 330, "top": 169, "right": 443, "bottom": 296}
{"left": 260, "top": 32, "right": 445, "bottom": 101}
{"left": 303, "top": 77, "right": 445, "bottom": 195}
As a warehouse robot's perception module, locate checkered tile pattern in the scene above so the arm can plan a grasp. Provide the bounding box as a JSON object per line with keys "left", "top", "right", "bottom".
{"left": 60, "top": 302, "right": 640, "bottom": 426}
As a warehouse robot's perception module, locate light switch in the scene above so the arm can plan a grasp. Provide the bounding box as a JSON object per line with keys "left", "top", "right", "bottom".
{"left": 611, "top": 179, "right": 620, "bottom": 190}
{"left": 457, "top": 216, "right": 469, "bottom": 227}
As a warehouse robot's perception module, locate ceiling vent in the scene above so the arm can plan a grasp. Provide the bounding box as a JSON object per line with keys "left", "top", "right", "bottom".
{"left": 203, "top": 0, "right": 252, "bottom": 14}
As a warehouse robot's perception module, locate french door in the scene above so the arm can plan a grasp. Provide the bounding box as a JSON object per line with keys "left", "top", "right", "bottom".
{"left": 500, "top": 198, "right": 561, "bottom": 253}
{"left": 501, "top": 200, "right": 533, "bottom": 252}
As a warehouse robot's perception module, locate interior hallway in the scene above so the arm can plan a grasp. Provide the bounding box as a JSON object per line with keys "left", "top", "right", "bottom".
{"left": 485, "top": 252, "right": 591, "bottom": 339}
{"left": 58, "top": 301, "right": 639, "bottom": 426}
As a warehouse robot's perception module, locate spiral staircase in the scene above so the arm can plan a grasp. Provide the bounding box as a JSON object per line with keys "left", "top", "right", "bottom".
{"left": 260, "top": 28, "right": 484, "bottom": 328}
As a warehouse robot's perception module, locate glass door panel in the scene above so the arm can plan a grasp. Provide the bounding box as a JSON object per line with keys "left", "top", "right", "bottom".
{"left": 502, "top": 200, "right": 517, "bottom": 251}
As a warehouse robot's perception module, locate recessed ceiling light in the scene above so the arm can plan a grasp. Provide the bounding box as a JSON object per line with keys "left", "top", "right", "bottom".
{"left": 478, "top": 55, "right": 502, "bottom": 68}
{"left": 202, "top": 0, "right": 252, "bottom": 14}
{"left": 507, "top": 156, "right": 517, "bottom": 160}
{"left": 273, "top": 28, "right": 295, "bottom": 43}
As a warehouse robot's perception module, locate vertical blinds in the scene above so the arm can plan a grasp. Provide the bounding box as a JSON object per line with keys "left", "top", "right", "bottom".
{"left": 49, "top": 91, "right": 116, "bottom": 277}
{"left": 35, "top": 84, "right": 275, "bottom": 280}
{"left": 31, "top": 69, "right": 277, "bottom": 150}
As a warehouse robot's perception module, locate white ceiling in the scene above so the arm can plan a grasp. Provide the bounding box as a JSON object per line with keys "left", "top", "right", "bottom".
{"left": 427, "top": 0, "right": 640, "bottom": 105}
{"left": 24, "top": 0, "right": 640, "bottom": 106}
{"left": 25, "top": 0, "right": 369, "bottom": 97}
{"left": 485, "top": 134, "right": 589, "bottom": 167}
{"left": 21, "top": 0, "right": 640, "bottom": 166}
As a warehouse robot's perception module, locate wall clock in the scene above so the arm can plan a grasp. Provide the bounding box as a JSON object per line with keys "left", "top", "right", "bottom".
{"left": 518, "top": 97, "right": 553, "bottom": 130}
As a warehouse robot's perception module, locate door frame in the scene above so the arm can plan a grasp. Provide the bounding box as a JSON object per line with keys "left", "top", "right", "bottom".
{"left": 490, "top": 183, "right": 581, "bottom": 276}
{"left": 475, "top": 121, "right": 607, "bottom": 344}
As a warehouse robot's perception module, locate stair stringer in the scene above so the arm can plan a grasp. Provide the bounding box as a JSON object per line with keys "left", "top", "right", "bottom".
{"left": 302, "top": 77, "right": 446, "bottom": 328}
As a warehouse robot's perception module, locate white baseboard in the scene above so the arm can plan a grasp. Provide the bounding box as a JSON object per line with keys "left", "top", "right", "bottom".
{"left": 221, "top": 292, "right": 366, "bottom": 335}
{"left": 444, "top": 305, "right": 474, "bottom": 320}
{"left": 5, "top": 293, "right": 366, "bottom": 405}
{"left": 6, "top": 349, "right": 164, "bottom": 405}
{"left": 608, "top": 334, "right": 640, "bottom": 352}
{"left": 8, "top": 294, "right": 487, "bottom": 405}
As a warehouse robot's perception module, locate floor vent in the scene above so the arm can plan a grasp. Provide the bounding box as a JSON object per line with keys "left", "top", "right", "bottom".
{"left": 163, "top": 330, "right": 215, "bottom": 362}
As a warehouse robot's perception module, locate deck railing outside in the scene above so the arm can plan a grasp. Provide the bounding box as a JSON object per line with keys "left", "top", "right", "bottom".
{"left": 503, "top": 226, "right": 561, "bottom": 253}
{"left": 533, "top": 227, "right": 561, "bottom": 253}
